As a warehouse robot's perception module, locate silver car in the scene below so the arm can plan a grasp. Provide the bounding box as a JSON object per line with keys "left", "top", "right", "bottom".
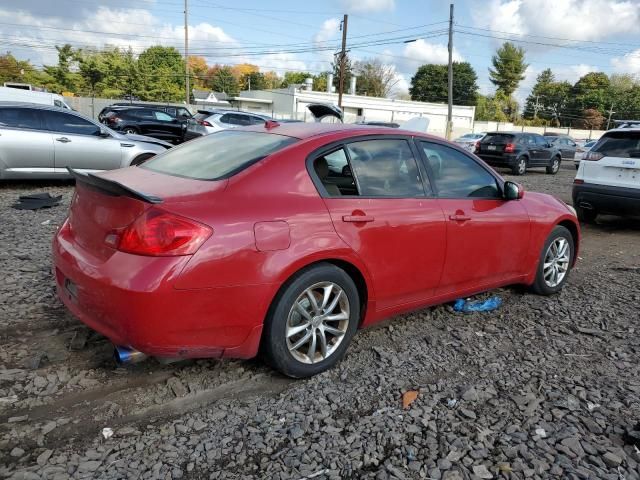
{"left": 185, "top": 109, "right": 272, "bottom": 141}
{"left": 0, "top": 102, "right": 170, "bottom": 179}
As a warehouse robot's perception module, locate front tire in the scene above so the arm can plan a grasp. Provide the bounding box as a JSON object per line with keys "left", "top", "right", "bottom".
{"left": 124, "top": 127, "right": 139, "bottom": 135}
{"left": 546, "top": 156, "right": 561, "bottom": 174}
{"left": 512, "top": 156, "right": 527, "bottom": 175}
{"left": 262, "top": 264, "right": 360, "bottom": 378}
{"left": 532, "top": 225, "right": 575, "bottom": 295}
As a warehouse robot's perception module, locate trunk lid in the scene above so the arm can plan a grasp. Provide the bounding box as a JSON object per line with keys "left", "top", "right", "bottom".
{"left": 68, "top": 167, "right": 226, "bottom": 260}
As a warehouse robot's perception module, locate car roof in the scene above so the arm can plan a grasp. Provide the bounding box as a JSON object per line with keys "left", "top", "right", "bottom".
{"left": 240, "top": 122, "right": 442, "bottom": 141}
{"left": 0, "top": 101, "right": 76, "bottom": 114}
{"left": 484, "top": 131, "right": 528, "bottom": 136}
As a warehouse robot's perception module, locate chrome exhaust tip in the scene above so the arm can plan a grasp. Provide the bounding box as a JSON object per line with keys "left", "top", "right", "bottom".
{"left": 114, "top": 345, "right": 147, "bottom": 365}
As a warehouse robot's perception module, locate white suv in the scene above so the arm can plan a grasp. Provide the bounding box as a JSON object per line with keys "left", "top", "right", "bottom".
{"left": 184, "top": 110, "right": 271, "bottom": 140}
{"left": 573, "top": 128, "right": 640, "bottom": 222}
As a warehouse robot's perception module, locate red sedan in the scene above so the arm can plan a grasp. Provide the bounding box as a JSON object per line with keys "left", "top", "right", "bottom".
{"left": 53, "top": 123, "right": 580, "bottom": 377}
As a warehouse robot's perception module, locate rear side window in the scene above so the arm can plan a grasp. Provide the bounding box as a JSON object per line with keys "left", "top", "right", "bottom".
{"left": 346, "top": 139, "right": 425, "bottom": 197}
{"left": 143, "top": 130, "right": 297, "bottom": 180}
{"left": 482, "top": 134, "right": 514, "bottom": 144}
{"left": 592, "top": 132, "right": 640, "bottom": 158}
{"left": 0, "top": 108, "right": 42, "bottom": 130}
{"left": 420, "top": 142, "right": 500, "bottom": 199}
{"left": 133, "top": 109, "right": 154, "bottom": 119}
{"left": 154, "top": 111, "right": 174, "bottom": 121}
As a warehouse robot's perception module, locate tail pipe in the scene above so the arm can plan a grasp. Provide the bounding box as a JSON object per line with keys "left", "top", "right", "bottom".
{"left": 114, "top": 345, "right": 147, "bottom": 365}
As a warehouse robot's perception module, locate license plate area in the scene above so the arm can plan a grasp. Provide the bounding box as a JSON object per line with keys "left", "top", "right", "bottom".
{"left": 487, "top": 145, "right": 497, "bottom": 151}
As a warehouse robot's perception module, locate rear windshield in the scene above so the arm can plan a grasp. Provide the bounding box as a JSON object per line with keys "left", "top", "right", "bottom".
{"left": 142, "top": 130, "right": 298, "bottom": 180}
{"left": 592, "top": 132, "right": 640, "bottom": 158}
{"left": 482, "top": 133, "right": 514, "bottom": 143}
{"left": 194, "top": 112, "right": 210, "bottom": 121}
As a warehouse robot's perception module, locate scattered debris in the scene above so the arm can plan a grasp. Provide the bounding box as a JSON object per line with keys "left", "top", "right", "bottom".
{"left": 402, "top": 390, "right": 419, "bottom": 409}
{"left": 69, "top": 329, "right": 89, "bottom": 351}
{"left": 587, "top": 401, "right": 601, "bottom": 411}
{"left": 446, "top": 398, "right": 458, "bottom": 408}
{"left": 12, "top": 192, "right": 62, "bottom": 210}
{"left": 472, "top": 464, "right": 493, "bottom": 479}
{"left": 535, "top": 428, "right": 547, "bottom": 438}
{"left": 102, "top": 427, "right": 114, "bottom": 440}
{"left": 453, "top": 296, "right": 502, "bottom": 313}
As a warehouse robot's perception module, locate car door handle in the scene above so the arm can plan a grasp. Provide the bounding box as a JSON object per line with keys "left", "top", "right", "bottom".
{"left": 449, "top": 214, "right": 471, "bottom": 222}
{"left": 342, "top": 215, "right": 375, "bottom": 223}
{"left": 56, "top": 137, "right": 71, "bottom": 143}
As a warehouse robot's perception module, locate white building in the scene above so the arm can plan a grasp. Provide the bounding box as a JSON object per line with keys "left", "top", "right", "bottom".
{"left": 230, "top": 82, "right": 476, "bottom": 137}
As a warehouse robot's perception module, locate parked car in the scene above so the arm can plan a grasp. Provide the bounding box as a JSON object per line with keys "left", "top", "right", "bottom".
{"left": 184, "top": 109, "right": 272, "bottom": 140}
{"left": 574, "top": 139, "right": 598, "bottom": 169}
{"left": 53, "top": 123, "right": 579, "bottom": 378}
{"left": 476, "top": 132, "right": 563, "bottom": 175}
{"left": 454, "top": 132, "right": 486, "bottom": 152}
{"left": 0, "top": 103, "right": 169, "bottom": 179}
{"left": 0, "top": 86, "right": 73, "bottom": 110}
{"left": 544, "top": 133, "right": 577, "bottom": 162}
{"left": 101, "top": 107, "right": 188, "bottom": 144}
{"left": 98, "top": 103, "right": 192, "bottom": 123}
{"left": 573, "top": 128, "right": 640, "bottom": 223}
{"left": 355, "top": 121, "right": 400, "bottom": 128}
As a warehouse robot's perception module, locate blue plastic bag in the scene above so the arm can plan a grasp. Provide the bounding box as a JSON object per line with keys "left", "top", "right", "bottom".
{"left": 453, "top": 296, "right": 502, "bottom": 313}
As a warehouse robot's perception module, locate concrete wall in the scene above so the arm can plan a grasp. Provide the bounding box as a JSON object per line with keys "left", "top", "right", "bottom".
{"left": 471, "top": 121, "right": 605, "bottom": 140}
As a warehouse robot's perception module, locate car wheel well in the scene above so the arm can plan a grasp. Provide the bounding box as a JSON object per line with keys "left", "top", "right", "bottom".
{"left": 265, "top": 259, "right": 369, "bottom": 329}
{"left": 557, "top": 219, "right": 579, "bottom": 265}
{"left": 130, "top": 153, "right": 155, "bottom": 166}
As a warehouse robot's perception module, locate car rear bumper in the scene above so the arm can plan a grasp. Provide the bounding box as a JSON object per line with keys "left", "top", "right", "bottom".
{"left": 52, "top": 227, "right": 272, "bottom": 359}
{"left": 572, "top": 183, "right": 640, "bottom": 216}
{"left": 478, "top": 154, "right": 517, "bottom": 167}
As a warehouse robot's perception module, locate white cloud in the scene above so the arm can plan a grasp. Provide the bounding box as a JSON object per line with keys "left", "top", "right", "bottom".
{"left": 555, "top": 64, "right": 598, "bottom": 83}
{"left": 472, "top": 0, "right": 639, "bottom": 41}
{"left": 611, "top": 49, "right": 640, "bottom": 75}
{"left": 399, "top": 39, "right": 463, "bottom": 72}
{"left": 313, "top": 18, "right": 340, "bottom": 45}
{"left": 513, "top": 65, "right": 537, "bottom": 106}
{"left": 340, "top": 0, "right": 395, "bottom": 13}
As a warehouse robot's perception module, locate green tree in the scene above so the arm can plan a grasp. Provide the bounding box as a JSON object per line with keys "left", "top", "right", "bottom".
{"left": 313, "top": 72, "right": 330, "bottom": 92}
{"left": 208, "top": 65, "right": 240, "bottom": 95}
{"left": 137, "top": 46, "right": 185, "bottom": 101}
{"left": 475, "top": 91, "right": 517, "bottom": 122}
{"left": 331, "top": 53, "right": 353, "bottom": 91}
{"left": 409, "top": 62, "right": 478, "bottom": 105}
{"left": 489, "top": 42, "right": 528, "bottom": 97}
{"left": 281, "top": 71, "right": 313, "bottom": 87}
{"left": 524, "top": 69, "right": 571, "bottom": 126}
{"left": 352, "top": 58, "right": 398, "bottom": 97}
{"left": 44, "top": 44, "right": 81, "bottom": 92}
{"left": 241, "top": 71, "right": 266, "bottom": 91}
{"left": 570, "top": 72, "right": 610, "bottom": 112}
{"left": 0, "top": 52, "right": 48, "bottom": 88}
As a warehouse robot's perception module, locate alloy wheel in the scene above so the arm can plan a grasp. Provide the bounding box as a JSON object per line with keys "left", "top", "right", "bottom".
{"left": 124, "top": 128, "right": 136, "bottom": 134}
{"left": 286, "top": 282, "right": 350, "bottom": 364}
{"left": 518, "top": 158, "right": 526, "bottom": 175}
{"left": 543, "top": 237, "right": 571, "bottom": 287}
{"left": 552, "top": 157, "right": 560, "bottom": 173}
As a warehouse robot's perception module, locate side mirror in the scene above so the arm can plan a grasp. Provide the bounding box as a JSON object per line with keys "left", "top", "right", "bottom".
{"left": 99, "top": 127, "right": 110, "bottom": 138}
{"left": 504, "top": 181, "right": 524, "bottom": 200}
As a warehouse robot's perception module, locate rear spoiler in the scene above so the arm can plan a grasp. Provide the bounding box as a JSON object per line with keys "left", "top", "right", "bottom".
{"left": 67, "top": 167, "right": 163, "bottom": 204}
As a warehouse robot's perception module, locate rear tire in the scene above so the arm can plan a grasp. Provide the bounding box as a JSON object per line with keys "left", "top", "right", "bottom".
{"left": 262, "top": 263, "right": 360, "bottom": 378}
{"left": 532, "top": 225, "right": 575, "bottom": 295}
{"left": 576, "top": 206, "right": 597, "bottom": 224}
{"left": 546, "top": 156, "right": 561, "bottom": 174}
{"left": 512, "top": 156, "right": 527, "bottom": 175}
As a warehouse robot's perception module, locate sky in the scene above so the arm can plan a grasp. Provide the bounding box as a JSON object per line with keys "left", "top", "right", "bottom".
{"left": 2, "top": 0, "right": 640, "bottom": 105}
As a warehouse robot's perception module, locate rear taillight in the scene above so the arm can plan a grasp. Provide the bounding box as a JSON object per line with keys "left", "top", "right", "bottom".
{"left": 504, "top": 143, "right": 515, "bottom": 153}
{"left": 109, "top": 116, "right": 120, "bottom": 123}
{"left": 107, "top": 209, "right": 212, "bottom": 256}
{"left": 574, "top": 179, "right": 584, "bottom": 184}
{"left": 583, "top": 151, "right": 603, "bottom": 161}
{"left": 198, "top": 120, "right": 213, "bottom": 127}
{"left": 474, "top": 141, "right": 480, "bottom": 153}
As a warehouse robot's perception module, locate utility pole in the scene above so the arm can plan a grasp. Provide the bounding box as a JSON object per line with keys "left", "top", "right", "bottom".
{"left": 184, "top": 0, "right": 190, "bottom": 105}
{"left": 606, "top": 103, "right": 615, "bottom": 130}
{"left": 446, "top": 3, "right": 454, "bottom": 140}
{"left": 338, "top": 14, "right": 348, "bottom": 109}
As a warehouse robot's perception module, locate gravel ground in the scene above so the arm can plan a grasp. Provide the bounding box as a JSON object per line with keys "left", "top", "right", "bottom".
{"left": 1, "top": 164, "right": 640, "bottom": 480}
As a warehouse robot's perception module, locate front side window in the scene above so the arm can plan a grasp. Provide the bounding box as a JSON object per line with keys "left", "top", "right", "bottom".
{"left": 346, "top": 139, "right": 425, "bottom": 197}
{"left": 42, "top": 111, "right": 100, "bottom": 136}
{"left": 165, "top": 107, "right": 177, "bottom": 116}
{"left": 0, "top": 108, "right": 42, "bottom": 130}
{"left": 420, "top": 142, "right": 500, "bottom": 199}
{"left": 535, "top": 135, "right": 548, "bottom": 146}
{"left": 143, "top": 130, "right": 297, "bottom": 180}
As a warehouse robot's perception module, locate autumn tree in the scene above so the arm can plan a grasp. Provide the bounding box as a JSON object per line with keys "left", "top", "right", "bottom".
{"left": 188, "top": 56, "right": 208, "bottom": 87}
{"left": 353, "top": 58, "right": 397, "bottom": 97}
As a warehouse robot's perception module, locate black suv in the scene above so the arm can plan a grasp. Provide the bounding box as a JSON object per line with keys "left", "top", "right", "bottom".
{"left": 102, "top": 108, "right": 187, "bottom": 144}
{"left": 543, "top": 133, "right": 578, "bottom": 161}
{"left": 476, "top": 132, "right": 563, "bottom": 175}
{"left": 98, "top": 104, "right": 192, "bottom": 123}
